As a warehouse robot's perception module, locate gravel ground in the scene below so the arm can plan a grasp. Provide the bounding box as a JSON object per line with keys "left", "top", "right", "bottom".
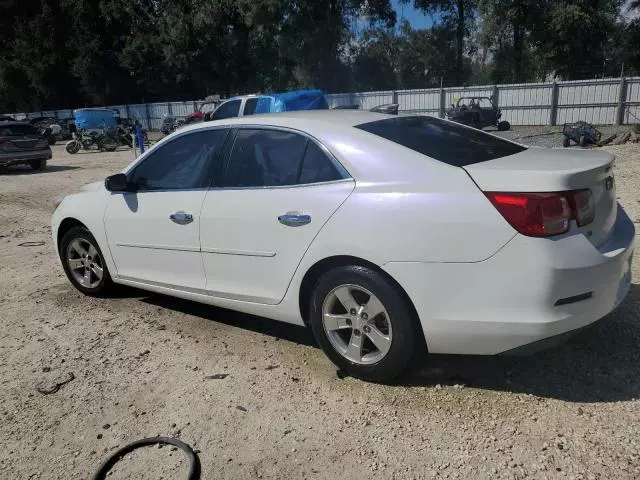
{"left": 492, "top": 125, "right": 625, "bottom": 149}
{"left": 0, "top": 136, "right": 639, "bottom": 480}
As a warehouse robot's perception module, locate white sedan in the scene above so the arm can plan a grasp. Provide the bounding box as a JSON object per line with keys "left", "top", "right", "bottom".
{"left": 52, "top": 111, "right": 635, "bottom": 381}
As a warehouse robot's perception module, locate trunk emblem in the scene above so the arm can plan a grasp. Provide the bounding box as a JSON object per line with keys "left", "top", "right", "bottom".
{"left": 605, "top": 176, "right": 614, "bottom": 190}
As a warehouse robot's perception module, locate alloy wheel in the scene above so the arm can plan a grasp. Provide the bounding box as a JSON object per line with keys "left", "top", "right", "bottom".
{"left": 66, "top": 238, "right": 104, "bottom": 289}
{"left": 322, "top": 284, "right": 393, "bottom": 365}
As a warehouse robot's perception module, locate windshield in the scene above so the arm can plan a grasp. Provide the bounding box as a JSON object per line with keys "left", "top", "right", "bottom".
{"left": 355, "top": 116, "right": 525, "bottom": 166}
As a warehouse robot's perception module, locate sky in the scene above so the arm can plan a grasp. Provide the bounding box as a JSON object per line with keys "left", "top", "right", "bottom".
{"left": 392, "top": 0, "right": 435, "bottom": 29}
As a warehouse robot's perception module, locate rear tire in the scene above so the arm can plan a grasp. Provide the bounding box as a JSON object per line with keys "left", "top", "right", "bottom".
{"left": 579, "top": 135, "right": 587, "bottom": 147}
{"left": 30, "top": 159, "right": 46, "bottom": 170}
{"left": 59, "top": 226, "right": 114, "bottom": 296}
{"left": 562, "top": 136, "right": 570, "bottom": 148}
{"left": 309, "top": 265, "right": 417, "bottom": 382}
{"left": 498, "top": 121, "right": 510, "bottom": 131}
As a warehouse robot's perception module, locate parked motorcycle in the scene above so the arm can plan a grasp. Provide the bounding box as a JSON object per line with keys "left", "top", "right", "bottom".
{"left": 65, "top": 128, "right": 119, "bottom": 154}
{"left": 161, "top": 114, "right": 180, "bottom": 136}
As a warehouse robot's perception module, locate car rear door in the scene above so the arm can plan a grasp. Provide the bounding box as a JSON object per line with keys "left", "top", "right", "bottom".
{"left": 103, "top": 128, "right": 229, "bottom": 289}
{"left": 199, "top": 127, "right": 354, "bottom": 304}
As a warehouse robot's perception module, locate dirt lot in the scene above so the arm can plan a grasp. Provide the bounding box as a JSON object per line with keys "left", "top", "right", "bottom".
{"left": 1, "top": 132, "right": 639, "bottom": 480}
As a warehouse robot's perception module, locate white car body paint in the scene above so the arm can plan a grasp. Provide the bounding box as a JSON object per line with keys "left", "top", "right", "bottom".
{"left": 52, "top": 110, "right": 635, "bottom": 355}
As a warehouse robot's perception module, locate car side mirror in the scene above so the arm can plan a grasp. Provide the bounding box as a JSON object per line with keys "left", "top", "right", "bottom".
{"left": 105, "top": 173, "right": 131, "bottom": 192}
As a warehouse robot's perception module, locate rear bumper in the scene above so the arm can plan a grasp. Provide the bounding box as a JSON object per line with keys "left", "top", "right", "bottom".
{"left": 383, "top": 204, "right": 635, "bottom": 355}
{"left": 0, "top": 149, "right": 52, "bottom": 167}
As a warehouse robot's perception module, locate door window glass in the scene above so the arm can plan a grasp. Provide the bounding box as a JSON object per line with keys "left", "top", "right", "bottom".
{"left": 130, "top": 129, "right": 228, "bottom": 190}
{"left": 224, "top": 129, "right": 307, "bottom": 187}
{"left": 299, "top": 141, "right": 343, "bottom": 184}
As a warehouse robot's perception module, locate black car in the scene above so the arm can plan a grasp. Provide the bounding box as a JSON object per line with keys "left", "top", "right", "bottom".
{"left": 0, "top": 122, "right": 52, "bottom": 171}
{"left": 446, "top": 96, "right": 510, "bottom": 131}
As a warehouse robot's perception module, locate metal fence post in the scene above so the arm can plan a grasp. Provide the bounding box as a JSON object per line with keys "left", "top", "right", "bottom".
{"left": 392, "top": 90, "right": 398, "bottom": 106}
{"left": 145, "top": 103, "right": 152, "bottom": 131}
{"left": 439, "top": 88, "right": 446, "bottom": 119}
{"left": 549, "top": 81, "right": 559, "bottom": 126}
{"left": 167, "top": 102, "right": 173, "bottom": 117}
{"left": 616, "top": 77, "right": 627, "bottom": 125}
{"left": 125, "top": 104, "right": 130, "bottom": 119}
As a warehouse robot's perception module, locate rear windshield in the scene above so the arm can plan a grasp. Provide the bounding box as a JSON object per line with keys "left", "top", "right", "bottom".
{"left": 0, "top": 124, "right": 38, "bottom": 137}
{"left": 355, "top": 116, "right": 526, "bottom": 166}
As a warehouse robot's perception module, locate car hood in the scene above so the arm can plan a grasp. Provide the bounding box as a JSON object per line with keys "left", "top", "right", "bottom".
{"left": 79, "top": 181, "right": 104, "bottom": 193}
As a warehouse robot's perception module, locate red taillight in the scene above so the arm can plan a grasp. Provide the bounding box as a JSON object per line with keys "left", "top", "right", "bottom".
{"left": 486, "top": 192, "right": 576, "bottom": 237}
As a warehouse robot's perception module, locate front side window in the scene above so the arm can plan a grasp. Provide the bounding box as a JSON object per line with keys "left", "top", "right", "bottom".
{"left": 212, "top": 100, "right": 241, "bottom": 120}
{"left": 130, "top": 129, "right": 228, "bottom": 191}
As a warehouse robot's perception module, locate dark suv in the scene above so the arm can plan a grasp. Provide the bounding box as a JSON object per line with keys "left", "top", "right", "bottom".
{"left": 0, "top": 122, "right": 52, "bottom": 171}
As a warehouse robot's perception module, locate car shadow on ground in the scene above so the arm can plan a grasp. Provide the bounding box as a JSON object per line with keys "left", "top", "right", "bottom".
{"left": 141, "top": 294, "right": 317, "bottom": 347}
{"left": 1, "top": 165, "right": 80, "bottom": 175}
{"left": 140, "top": 283, "right": 640, "bottom": 403}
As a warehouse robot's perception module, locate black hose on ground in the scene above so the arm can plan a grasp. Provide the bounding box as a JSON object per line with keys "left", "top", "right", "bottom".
{"left": 92, "top": 436, "right": 201, "bottom": 480}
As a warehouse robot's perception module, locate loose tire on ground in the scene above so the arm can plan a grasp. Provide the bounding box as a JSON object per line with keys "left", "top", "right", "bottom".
{"left": 59, "top": 226, "right": 114, "bottom": 296}
{"left": 498, "top": 120, "right": 511, "bottom": 131}
{"left": 309, "top": 265, "right": 417, "bottom": 382}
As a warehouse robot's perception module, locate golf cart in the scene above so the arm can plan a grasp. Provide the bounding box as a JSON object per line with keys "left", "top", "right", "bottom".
{"left": 446, "top": 96, "right": 510, "bottom": 131}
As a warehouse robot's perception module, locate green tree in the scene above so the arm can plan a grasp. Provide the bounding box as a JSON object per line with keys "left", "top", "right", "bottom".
{"left": 402, "top": 0, "right": 476, "bottom": 85}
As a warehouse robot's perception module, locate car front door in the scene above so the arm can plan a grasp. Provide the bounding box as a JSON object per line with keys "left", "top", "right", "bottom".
{"left": 199, "top": 127, "right": 355, "bottom": 304}
{"left": 104, "top": 128, "right": 229, "bottom": 289}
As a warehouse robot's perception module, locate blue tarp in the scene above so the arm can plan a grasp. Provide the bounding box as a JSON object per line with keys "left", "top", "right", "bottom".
{"left": 74, "top": 108, "right": 117, "bottom": 129}
{"left": 273, "top": 89, "right": 328, "bottom": 112}
{"left": 253, "top": 89, "right": 328, "bottom": 114}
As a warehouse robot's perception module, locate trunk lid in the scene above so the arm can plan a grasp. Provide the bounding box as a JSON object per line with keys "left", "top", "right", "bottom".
{"left": 464, "top": 147, "right": 616, "bottom": 247}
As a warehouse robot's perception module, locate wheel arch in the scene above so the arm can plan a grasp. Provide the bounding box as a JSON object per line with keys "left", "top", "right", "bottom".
{"left": 297, "top": 255, "right": 426, "bottom": 349}
{"left": 56, "top": 217, "right": 88, "bottom": 253}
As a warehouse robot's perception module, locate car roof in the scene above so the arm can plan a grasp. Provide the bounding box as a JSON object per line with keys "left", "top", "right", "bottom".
{"left": 182, "top": 109, "right": 395, "bottom": 132}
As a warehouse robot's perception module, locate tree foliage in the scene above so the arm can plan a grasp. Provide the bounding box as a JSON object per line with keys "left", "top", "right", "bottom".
{"left": 0, "top": 0, "right": 637, "bottom": 112}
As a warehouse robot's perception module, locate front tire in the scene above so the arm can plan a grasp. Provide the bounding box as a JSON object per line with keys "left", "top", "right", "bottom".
{"left": 59, "top": 226, "right": 114, "bottom": 296}
{"left": 309, "top": 265, "right": 417, "bottom": 382}
{"left": 30, "top": 159, "right": 46, "bottom": 170}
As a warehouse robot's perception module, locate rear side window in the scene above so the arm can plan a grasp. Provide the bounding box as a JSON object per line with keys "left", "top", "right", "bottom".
{"left": 299, "top": 141, "right": 342, "bottom": 184}
{"left": 0, "top": 124, "right": 38, "bottom": 136}
{"left": 224, "top": 129, "right": 307, "bottom": 187}
{"left": 355, "top": 116, "right": 525, "bottom": 166}
{"left": 223, "top": 129, "right": 345, "bottom": 188}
